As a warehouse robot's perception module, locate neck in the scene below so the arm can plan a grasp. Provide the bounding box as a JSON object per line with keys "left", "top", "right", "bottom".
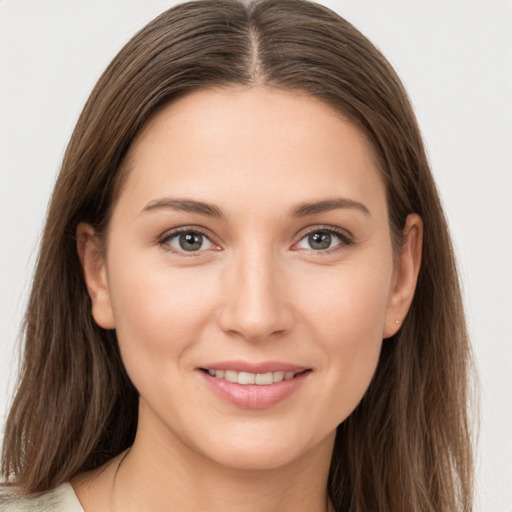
{"left": 110, "top": 407, "right": 335, "bottom": 512}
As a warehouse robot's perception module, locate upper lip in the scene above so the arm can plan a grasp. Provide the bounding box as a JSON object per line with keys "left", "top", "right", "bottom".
{"left": 199, "top": 361, "right": 309, "bottom": 374}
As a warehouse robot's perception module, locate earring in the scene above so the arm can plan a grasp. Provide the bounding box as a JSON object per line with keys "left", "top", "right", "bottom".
{"left": 395, "top": 320, "right": 401, "bottom": 324}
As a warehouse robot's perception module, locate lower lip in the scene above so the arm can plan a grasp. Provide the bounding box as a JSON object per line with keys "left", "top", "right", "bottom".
{"left": 200, "top": 371, "right": 310, "bottom": 409}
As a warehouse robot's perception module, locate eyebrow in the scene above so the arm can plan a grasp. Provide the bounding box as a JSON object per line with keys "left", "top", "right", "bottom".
{"left": 141, "top": 198, "right": 224, "bottom": 219}
{"left": 141, "top": 196, "right": 370, "bottom": 219}
{"left": 291, "top": 198, "right": 371, "bottom": 217}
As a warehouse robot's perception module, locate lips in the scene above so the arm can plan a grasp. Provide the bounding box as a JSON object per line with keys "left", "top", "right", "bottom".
{"left": 198, "top": 362, "right": 311, "bottom": 409}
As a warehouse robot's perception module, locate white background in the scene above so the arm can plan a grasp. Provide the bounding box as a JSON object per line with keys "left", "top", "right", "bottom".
{"left": 1, "top": 1, "right": 511, "bottom": 510}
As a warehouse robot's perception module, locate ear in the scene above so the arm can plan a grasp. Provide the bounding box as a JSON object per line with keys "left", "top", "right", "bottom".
{"left": 76, "top": 222, "right": 116, "bottom": 329}
{"left": 383, "top": 214, "right": 423, "bottom": 338}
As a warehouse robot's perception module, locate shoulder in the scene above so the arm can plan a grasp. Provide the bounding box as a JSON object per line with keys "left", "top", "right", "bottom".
{"left": 0, "top": 482, "right": 84, "bottom": 512}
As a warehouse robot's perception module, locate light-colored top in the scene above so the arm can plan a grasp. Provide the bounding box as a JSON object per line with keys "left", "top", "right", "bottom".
{"left": 0, "top": 483, "right": 83, "bottom": 512}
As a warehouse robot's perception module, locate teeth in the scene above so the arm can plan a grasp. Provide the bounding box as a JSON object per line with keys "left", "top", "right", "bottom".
{"left": 206, "top": 369, "right": 300, "bottom": 385}
{"left": 238, "top": 372, "right": 255, "bottom": 385}
{"left": 255, "top": 372, "right": 273, "bottom": 385}
{"left": 225, "top": 370, "right": 238, "bottom": 383}
{"left": 273, "top": 371, "right": 284, "bottom": 382}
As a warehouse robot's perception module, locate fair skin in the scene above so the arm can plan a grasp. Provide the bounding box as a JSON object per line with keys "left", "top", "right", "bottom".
{"left": 73, "top": 86, "right": 422, "bottom": 512}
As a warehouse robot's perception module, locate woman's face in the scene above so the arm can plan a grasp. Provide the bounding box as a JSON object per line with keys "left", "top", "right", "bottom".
{"left": 81, "top": 86, "right": 419, "bottom": 471}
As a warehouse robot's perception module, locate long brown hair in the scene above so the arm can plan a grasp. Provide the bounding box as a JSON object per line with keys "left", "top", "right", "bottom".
{"left": 1, "top": 1, "right": 474, "bottom": 510}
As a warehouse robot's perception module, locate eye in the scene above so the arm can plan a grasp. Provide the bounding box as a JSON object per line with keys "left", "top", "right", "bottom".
{"left": 162, "top": 230, "right": 215, "bottom": 253}
{"left": 295, "top": 228, "right": 351, "bottom": 252}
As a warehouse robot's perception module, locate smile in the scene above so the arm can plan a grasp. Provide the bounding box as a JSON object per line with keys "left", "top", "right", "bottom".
{"left": 204, "top": 369, "right": 301, "bottom": 385}
{"left": 200, "top": 367, "right": 311, "bottom": 409}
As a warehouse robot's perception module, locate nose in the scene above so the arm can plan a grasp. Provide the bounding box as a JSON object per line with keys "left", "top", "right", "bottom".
{"left": 216, "top": 246, "right": 294, "bottom": 342}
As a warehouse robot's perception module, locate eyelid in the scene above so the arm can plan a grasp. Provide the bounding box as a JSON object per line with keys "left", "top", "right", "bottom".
{"left": 156, "top": 224, "right": 353, "bottom": 255}
{"left": 158, "top": 226, "right": 221, "bottom": 255}
{"left": 292, "top": 225, "right": 353, "bottom": 252}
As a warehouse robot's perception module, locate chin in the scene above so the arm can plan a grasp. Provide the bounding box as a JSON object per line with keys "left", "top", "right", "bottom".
{"left": 192, "top": 424, "right": 337, "bottom": 472}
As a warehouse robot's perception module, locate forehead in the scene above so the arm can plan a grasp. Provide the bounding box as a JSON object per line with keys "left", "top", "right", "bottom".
{"left": 116, "top": 86, "right": 387, "bottom": 219}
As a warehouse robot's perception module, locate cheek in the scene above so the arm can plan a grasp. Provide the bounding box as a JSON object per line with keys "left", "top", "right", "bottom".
{"left": 297, "top": 256, "right": 393, "bottom": 343}
{"left": 105, "top": 249, "right": 219, "bottom": 385}
{"left": 293, "top": 257, "right": 393, "bottom": 422}
{"left": 109, "top": 242, "right": 214, "bottom": 325}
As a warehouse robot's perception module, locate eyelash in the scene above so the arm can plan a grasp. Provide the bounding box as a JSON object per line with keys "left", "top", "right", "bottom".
{"left": 158, "top": 227, "right": 218, "bottom": 257}
{"left": 294, "top": 225, "right": 353, "bottom": 253}
{"left": 158, "top": 225, "right": 353, "bottom": 256}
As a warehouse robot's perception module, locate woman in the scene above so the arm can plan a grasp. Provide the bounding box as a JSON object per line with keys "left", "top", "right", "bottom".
{"left": 0, "top": 0, "right": 474, "bottom": 511}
